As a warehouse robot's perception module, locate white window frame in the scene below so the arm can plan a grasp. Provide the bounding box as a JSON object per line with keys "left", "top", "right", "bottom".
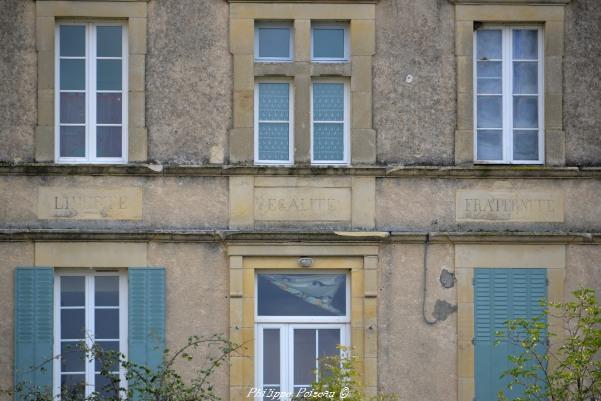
{"left": 254, "top": 79, "right": 295, "bottom": 165}
{"left": 310, "top": 79, "right": 350, "bottom": 166}
{"left": 55, "top": 21, "right": 128, "bottom": 164}
{"left": 254, "top": 21, "right": 294, "bottom": 62}
{"left": 53, "top": 269, "right": 128, "bottom": 399}
{"left": 311, "top": 22, "right": 349, "bottom": 63}
{"left": 255, "top": 271, "right": 351, "bottom": 401}
{"left": 473, "top": 25, "right": 544, "bottom": 165}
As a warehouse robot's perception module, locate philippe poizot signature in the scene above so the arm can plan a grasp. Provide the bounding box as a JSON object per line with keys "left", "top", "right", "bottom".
{"left": 247, "top": 387, "right": 351, "bottom": 399}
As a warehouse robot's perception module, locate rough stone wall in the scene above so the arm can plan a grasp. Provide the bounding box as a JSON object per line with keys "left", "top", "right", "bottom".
{"left": 564, "top": 0, "right": 601, "bottom": 166}
{"left": 565, "top": 244, "right": 601, "bottom": 296}
{"left": 146, "top": 0, "right": 231, "bottom": 164}
{"left": 374, "top": 0, "right": 456, "bottom": 165}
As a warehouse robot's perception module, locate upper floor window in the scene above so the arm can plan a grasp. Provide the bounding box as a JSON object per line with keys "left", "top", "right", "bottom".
{"left": 255, "top": 80, "right": 294, "bottom": 165}
{"left": 311, "top": 80, "right": 350, "bottom": 165}
{"left": 255, "top": 21, "right": 293, "bottom": 62}
{"left": 475, "top": 26, "right": 543, "bottom": 164}
{"left": 311, "top": 22, "right": 349, "bottom": 62}
{"left": 56, "top": 22, "right": 128, "bottom": 164}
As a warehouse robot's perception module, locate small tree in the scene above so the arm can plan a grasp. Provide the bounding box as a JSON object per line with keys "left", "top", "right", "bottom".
{"left": 497, "top": 288, "right": 601, "bottom": 401}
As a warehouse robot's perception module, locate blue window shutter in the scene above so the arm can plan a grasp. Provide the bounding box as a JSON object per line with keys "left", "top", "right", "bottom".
{"left": 474, "top": 268, "right": 547, "bottom": 401}
{"left": 128, "top": 268, "right": 165, "bottom": 373}
{"left": 14, "top": 267, "right": 54, "bottom": 400}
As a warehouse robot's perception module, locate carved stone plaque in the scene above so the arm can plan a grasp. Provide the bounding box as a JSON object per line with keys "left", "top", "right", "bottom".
{"left": 254, "top": 187, "right": 352, "bottom": 222}
{"left": 456, "top": 190, "right": 564, "bottom": 222}
{"left": 38, "top": 187, "right": 143, "bottom": 220}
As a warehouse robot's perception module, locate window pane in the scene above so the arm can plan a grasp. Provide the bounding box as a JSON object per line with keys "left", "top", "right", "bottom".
{"left": 513, "top": 29, "right": 538, "bottom": 60}
{"left": 257, "top": 274, "right": 346, "bottom": 316}
{"left": 259, "top": 83, "right": 289, "bottom": 121}
{"left": 97, "top": 26, "right": 122, "bottom": 57}
{"left": 61, "top": 374, "right": 85, "bottom": 401}
{"left": 97, "top": 127, "right": 122, "bottom": 158}
{"left": 477, "top": 78, "right": 502, "bottom": 95}
{"left": 477, "top": 61, "right": 502, "bottom": 95}
{"left": 477, "top": 130, "right": 503, "bottom": 160}
{"left": 97, "top": 93, "right": 122, "bottom": 124}
{"left": 258, "top": 123, "right": 289, "bottom": 161}
{"left": 313, "top": 123, "right": 344, "bottom": 161}
{"left": 477, "top": 61, "right": 502, "bottom": 78}
{"left": 513, "top": 96, "right": 538, "bottom": 128}
{"left": 60, "top": 126, "right": 86, "bottom": 158}
{"left": 513, "top": 62, "right": 538, "bottom": 94}
{"left": 294, "top": 329, "right": 316, "bottom": 386}
{"left": 95, "top": 341, "right": 120, "bottom": 372}
{"left": 313, "top": 28, "right": 345, "bottom": 59}
{"left": 60, "top": 59, "right": 85, "bottom": 90}
{"left": 477, "top": 96, "right": 502, "bottom": 128}
{"left": 97, "top": 60, "right": 122, "bottom": 90}
{"left": 95, "top": 276, "right": 119, "bottom": 306}
{"left": 95, "top": 374, "right": 119, "bottom": 399}
{"left": 313, "top": 83, "right": 344, "bottom": 121}
{"left": 476, "top": 30, "right": 502, "bottom": 60}
{"left": 513, "top": 130, "right": 539, "bottom": 160}
{"left": 263, "top": 387, "right": 281, "bottom": 401}
{"left": 60, "top": 25, "right": 85, "bottom": 57}
{"left": 61, "top": 276, "right": 85, "bottom": 306}
{"left": 318, "top": 329, "right": 340, "bottom": 379}
{"left": 61, "top": 309, "right": 85, "bottom": 339}
{"left": 60, "top": 93, "right": 85, "bottom": 124}
{"left": 61, "top": 341, "right": 86, "bottom": 372}
{"left": 263, "top": 329, "right": 280, "bottom": 385}
{"left": 95, "top": 309, "right": 119, "bottom": 339}
{"left": 258, "top": 27, "right": 290, "bottom": 59}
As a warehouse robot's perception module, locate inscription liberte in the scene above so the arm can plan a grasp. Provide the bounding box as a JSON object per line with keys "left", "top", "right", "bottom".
{"left": 52, "top": 194, "right": 130, "bottom": 218}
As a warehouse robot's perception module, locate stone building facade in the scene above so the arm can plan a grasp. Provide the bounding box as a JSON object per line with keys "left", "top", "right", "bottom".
{"left": 1, "top": 0, "right": 601, "bottom": 400}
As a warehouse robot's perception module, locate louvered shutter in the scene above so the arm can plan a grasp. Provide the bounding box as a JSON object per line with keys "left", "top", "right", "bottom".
{"left": 474, "top": 268, "right": 547, "bottom": 401}
{"left": 14, "top": 267, "right": 54, "bottom": 400}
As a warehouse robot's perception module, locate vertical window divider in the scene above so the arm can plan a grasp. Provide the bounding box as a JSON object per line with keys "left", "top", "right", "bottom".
{"left": 504, "top": 26, "right": 512, "bottom": 163}
{"left": 89, "top": 23, "right": 97, "bottom": 163}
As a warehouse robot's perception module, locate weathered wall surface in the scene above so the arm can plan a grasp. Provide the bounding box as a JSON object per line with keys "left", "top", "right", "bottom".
{"left": 374, "top": 0, "right": 456, "bottom": 165}
{"left": 379, "top": 243, "right": 457, "bottom": 401}
{"left": 0, "top": 0, "right": 36, "bottom": 162}
{"left": 564, "top": 0, "right": 601, "bottom": 166}
{"left": 146, "top": 0, "right": 231, "bottom": 164}
{"left": 565, "top": 245, "right": 601, "bottom": 296}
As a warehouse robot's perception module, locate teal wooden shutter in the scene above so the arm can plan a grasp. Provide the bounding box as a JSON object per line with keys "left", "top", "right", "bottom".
{"left": 14, "top": 267, "right": 54, "bottom": 399}
{"left": 128, "top": 268, "right": 166, "bottom": 372}
{"left": 474, "top": 268, "right": 547, "bottom": 401}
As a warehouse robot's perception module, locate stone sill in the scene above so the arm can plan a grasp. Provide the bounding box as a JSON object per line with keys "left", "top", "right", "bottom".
{"left": 449, "top": 0, "right": 570, "bottom": 4}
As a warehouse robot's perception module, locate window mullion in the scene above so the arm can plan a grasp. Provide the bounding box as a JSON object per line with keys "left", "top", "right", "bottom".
{"left": 89, "top": 24, "right": 97, "bottom": 162}
{"left": 85, "top": 273, "right": 95, "bottom": 397}
{"left": 505, "top": 27, "right": 513, "bottom": 163}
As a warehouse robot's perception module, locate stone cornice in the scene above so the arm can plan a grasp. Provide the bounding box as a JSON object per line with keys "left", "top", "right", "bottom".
{"left": 449, "top": 0, "right": 570, "bottom": 4}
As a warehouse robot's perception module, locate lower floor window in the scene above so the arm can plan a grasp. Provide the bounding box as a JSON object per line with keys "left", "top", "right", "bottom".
{"left": 54, "top": 270, "right": 127, "bottom": 399}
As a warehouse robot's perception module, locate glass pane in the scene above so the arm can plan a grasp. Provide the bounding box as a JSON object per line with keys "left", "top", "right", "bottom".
{"left": 95, "top": 309, "right": 119, "bottom": 339}
{"left": 477, "top": 96, "right": 502, "bottom": 128}
{"left": 60, "top": 126, "right": 86, "bottom": 158}
{"left": 476, "top": 30, "right": 502, "bottom": 60}
{"left": 97, "top": 93, "right": 122, "bottom": 124}
{"left": 313, "top": 83, "right": 344, "bottom": 121}
{"left": 257, "top": 274, "right": 346, "bottom": 316}
{"left": 513, "top": 29, "right": 538, "bottom": 60}
{"left": 95, "top": 374, "right": 119, "bottom": 398}
{"left": 294, "top": 329, "right": 316, "bottom": 386}
{"left": 95, "top": 276, "right": 119, "bottom": 306}
{"left": 263, "top": 386, "right": 281, "bottom": 401}
{"left": 513, "top": 62, "right": 538, "bottom": 94}
{"left": 60, "top": 93, "right": 85, "bottom": 124}
{"left": 61, "top": 374, "right": 85, "bottom": 401}
{"left": 61, "top": 309, "right": 85, "bottom": 339}
{"left": 97, "top": 26, "right": 122, "bottom": 57}
{"left": 61, "top": 341, "right": 85, "bottom": 372}
{"left": 313, "top": 123, "right": 344, "bottom": 161}
{"left": 513, "top": 130, "right": 539, "bottom": 160}
{"left": 60, "top": 59, "right": 85, "bottom": 90}
{"left": 97, "top": 127, "right": 122, "bottom": 158}
{"left": 477, "top": 130, "right": 503, "bottom": 161}
{"left": 318, "top": 329, "right": 340, "bottom": 379}
{"left": 258, "top": 123, "right": 289, "bottom": 161}
{"left": 263, "top": 329, "right": 280, "bottom": 385}
{"left": 477, "top": 61, "right": 502, "bottom": 78}
{"left": 477, "top": 78, "right": 502, "bottom": 95}
{"left": 95, "top": 341, "right": 120, "bottom": 372}
{"left": 259, "top": 83, "right": 289, "bottom": 121}
{"left": 61, "top": 276, "right": 85, "bottom": 306}
{"left": 60, "top": 25, "right": 85, "bottom": 57}
{"left": 313, "top": 28, "right": 345, "bottom": 59}
{"left": 97, "top": 60, "right": 122, "bottom": 90}
{"left": 513, "top": 96, "right": 538, "bottom": 128}
{"left": 258, "top": 27, "right": 290, "bottom": 59}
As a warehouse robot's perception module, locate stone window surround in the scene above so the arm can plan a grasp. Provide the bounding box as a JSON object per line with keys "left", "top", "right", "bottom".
{"left": 452, "top": 2, "right": 568, "bottom": 166}
{"left": 35, "top": 1, "right": 148, "bottom": 163}
{"left": 228, "top": 244, "right": 379, "bottom": 401}
{"left": 455, "top": 244, "right": 566, "bottom": 401}
{"left": 228, "top": 2, "right": 376, "bottom": 165}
